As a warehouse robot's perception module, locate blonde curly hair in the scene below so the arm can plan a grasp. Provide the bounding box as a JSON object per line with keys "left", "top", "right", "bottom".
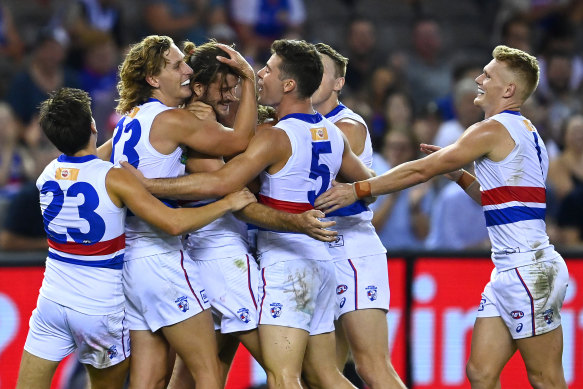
{"left": 116, "top": 35, "right": 173, "bottom": 115}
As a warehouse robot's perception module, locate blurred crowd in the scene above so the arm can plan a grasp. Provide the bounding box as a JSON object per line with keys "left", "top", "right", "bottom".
{"left": 1, "top": 0, "right": 583, "bottom": 252}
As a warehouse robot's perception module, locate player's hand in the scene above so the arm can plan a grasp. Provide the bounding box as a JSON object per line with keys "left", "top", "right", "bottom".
{"left": 419, "top": 143, "right": 463, "bottom": 181}
{"left": 224, "top": 188, "right": 257, "bottom": 211}
{"left": 314, "top": 180, "right": 358, "bottom": 214}
{"left": 295, "top": 209, "right": 338, "bottom": 242}
{"left": 120, "top": 161, "right": 150, "bottom": 188}
{"left": 186, "top": 101, "right": 216, "bottom": 122}
{"left": 215, "top": 43, "right": 255, "bottom": 81}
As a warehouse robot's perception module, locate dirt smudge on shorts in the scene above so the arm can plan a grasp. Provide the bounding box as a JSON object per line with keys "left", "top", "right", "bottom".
{"left": 284, "top": 269, "right": 314, "bottom": 315}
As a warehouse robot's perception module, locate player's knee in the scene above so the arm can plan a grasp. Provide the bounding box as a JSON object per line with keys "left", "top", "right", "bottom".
{"left": 525, "top": 369, "right": 567, "bottom": 389}
{"left": 466, "top": 359, "right": 498, "bottom": 387}
{"left": 266, "top": 368, "right": 301, "bottom": 388}
{"left": 352, "top": 351, "right": 389, "bottom": 383}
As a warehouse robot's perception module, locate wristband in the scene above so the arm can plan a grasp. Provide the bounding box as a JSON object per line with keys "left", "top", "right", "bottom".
{"left": 456, "top": 170, "right": 476, "bottom": 190}
{"left": 354, "top": 181, "right": 372, "bottom": 199}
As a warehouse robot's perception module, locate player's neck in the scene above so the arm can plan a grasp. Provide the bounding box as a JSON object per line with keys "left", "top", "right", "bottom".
{"left": 150, "top": 91, "right": 181, "bottom": 108}
{"left": 276, "top": 96, "right": 315, "bottom": 119}
{"left": 313, "top": 95, "right": 340, "bottom": 117}
{"left": 484, "top": 100, "right": 522, "bottom": 119}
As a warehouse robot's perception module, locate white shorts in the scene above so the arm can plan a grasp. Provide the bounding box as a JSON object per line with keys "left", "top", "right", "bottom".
{"left": 258, "top": 259, "right": 335, "bottom": 335}
{"left": 123, "top": 250, "right": 210, "bottom": 332}
{"left": 192, "top": 254, "right": 260, "bottom": 333}
{"left": 24, "top": 296, "right": 129, "bottom": 369}
{"left": 333, "top": 253, "right": 390, "bottom": 319}
{"left": 476, "top": 257, "right": 569, "bottom": 339}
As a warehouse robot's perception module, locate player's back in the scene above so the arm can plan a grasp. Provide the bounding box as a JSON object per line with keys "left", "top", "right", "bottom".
{"left": 110, "top": 99, "right": 185, "bottom": 258}
{"left": 324, "top": 103, "right": 373, "bottom": 167}
{"left": 257, "top": 112, "right": 344, "bottom": 267}
{"left": 182, "top": 198, "right": 249, "bottom": 260}
{"left": 37, "top": 154, "right": 126, "bottom": 314}
{"left": 476, "top": 110, "right": 558, "bottom": 270}
{"left": 324, "top": 103, "right": 386, "bottom": 260}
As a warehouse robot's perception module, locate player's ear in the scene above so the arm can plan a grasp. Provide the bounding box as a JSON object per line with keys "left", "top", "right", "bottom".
{"left": 146, "top": 75, "right": 159, "bottom": 88}
{"left": 192, "top": 82, "right": 205, "bottom": 98}
{"left": 283, "top": 78, "right": 296, "bottom": 93}
{"left": 504, "top": 83, "right": 516, "bottom": 98}
{"left": 334, "top": 76, "right": 345, "bottom": 93}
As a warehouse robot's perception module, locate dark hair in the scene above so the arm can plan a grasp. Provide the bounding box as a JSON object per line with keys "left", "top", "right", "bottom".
{"left": 314, "top": 42, "right": 348, "bottom": 78}
{"left": 182, "top": 39, "right": 237, "bottom": 102}
{"left": 116, "top": 35, "right": 174, "bottom": 114}
{"left": 271, "top": 39, "right": 323, "bottom": 99}
{"left": 39, "top": 88, "right": 93, "bottom": 155}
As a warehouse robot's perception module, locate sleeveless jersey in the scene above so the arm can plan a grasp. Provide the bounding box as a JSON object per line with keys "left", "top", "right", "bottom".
{"left": 182, "top": 198, "right": 249, "bottom": 260}
{"left": 110, "top": 99, "right": 185, "bottom": 259}
{"left": 324, "top": 103, "right": 386, "bottom": 259}
{"left": 37, "top": 155, "right": 126, "bottom": 314}
{"left": 475, "top": 110, "right": 558, "bottom": 271}
{"left": 257, "top": 112, "right": 344, "bottom": 267}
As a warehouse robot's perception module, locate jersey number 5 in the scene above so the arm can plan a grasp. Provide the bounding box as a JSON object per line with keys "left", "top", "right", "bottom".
{"left": 308, "top": 141, "right": 332, "bottom": 205}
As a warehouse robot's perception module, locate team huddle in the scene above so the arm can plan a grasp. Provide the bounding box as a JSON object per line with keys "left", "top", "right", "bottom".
{"left": 17, "top": 34, "right": 569, "bottom": 389}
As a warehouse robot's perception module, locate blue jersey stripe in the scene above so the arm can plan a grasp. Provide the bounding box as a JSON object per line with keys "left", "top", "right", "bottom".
{"left": 48, "top": 251, "right": 124, "bottom": 269}
{"left": 484, "top": 206, "right": 545, "bottom": 227}
{"left": 327, "top": 200, "right": 368, "bottom": 217}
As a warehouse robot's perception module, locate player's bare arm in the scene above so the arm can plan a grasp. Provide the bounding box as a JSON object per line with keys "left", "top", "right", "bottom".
{"left": 106, "top": 167, "right": 256, "bottom": 235}
{"left": 335, "top": 118, "right": 367, "bottom": 156}
{"left": 97, "top": 138, "right": 113, "bottom": 161}
{"left": 124, "top": 125, "right": 290, "bottom": 200}
{"left": 337, "top": 131, "right": 374, "bottom": 182}
{"left": 420, "top": 143, "right": 482, "bottom": 204}
{"left": 235, "top": 204, "right": 338, "bottom": 242}
{"left": 315, "top": 119, "right": 509, "bottom": 213}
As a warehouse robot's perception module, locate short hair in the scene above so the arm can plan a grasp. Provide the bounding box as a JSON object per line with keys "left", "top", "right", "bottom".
{"left": 492, "top": 45, "right": 539, "bottom": 101}
{"left": 39, "top": 88, "right": 93, "bottom": 155}
{"left": 271, "top": 39, "right": 323, "bottom": 99}
{"left": 183, "top": 40, "right": 237, "bottom": 101}
{"left": 314, "top": 43, "right": 348, "bottom": 78}
{"left": 116, "top": 35, "right": 174, "bottom": 114}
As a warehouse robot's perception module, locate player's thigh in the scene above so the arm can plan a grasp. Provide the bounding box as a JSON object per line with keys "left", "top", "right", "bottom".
{"left": 468, "top": 317, "right": 516, "bottom": 375}
{"left": 16, "top": 350, "right": 60, "bottom": 389}
{"left": 516, "top": 325, "right": 566, "bottom": 381}
{"left": 128, "top": 330, "right": 172, "bottom": 389}
{"left": 339, "top": 308, "right": 389, "bottom": 359}
{"left": 259, "top": 324, "right": 309, "bottom": 375}
{"left": 304, "top": 331, "right": 339, "bottom": 371}
{"left": 236, "top": 329, "right": 263, "bottom": 367}
{"left": 161, "top": 309, "right": 220, "bottom": 371}
{"left": 85, "top": 358, "right": 129, "bottom": 389}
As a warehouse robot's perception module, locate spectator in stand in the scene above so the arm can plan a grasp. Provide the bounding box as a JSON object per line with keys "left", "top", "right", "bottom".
{"left": 404, "top": 16, "right": 452, "bottom": 114}
{"left": 499, "top": 14, "right": 533, "bottom": 54}
{"left": 367, "top": 69, "right": 400, "bottom": 148}
{"left": 370, "top": 129, "right": 433, "bottom": 250}
{"left": 342, "top": 17, "right": 383, "bottom": 97}
{"left": 425, "top": 166, "right": 490, "bottom": 250}
{"left": 536, "top": 50, "right": 582, "bottom": 145}
{"left": 0, "top": 4, "right": 24, "bottom": 98}
{"left": 78, "top": 32, "right": 119, "bottom": 143}
{"left": 548, "top": 114, "right": 583, "bottom": 200}
{"left": 144, "top": 0, "right": 230, "bottom": 45}
{"left": 6, "top": 27, "right": 80, "bottom": 130}
{"left": 0, "top": 103, "right": 35, "bottom": 197}
{"left": 230, "top": 0, "right": 306, "bottom": 63}
{"left": 62, "top": 0, "right": 126, "bottom": 69}
{"left": 550, "top": 114, "right": 583, "bottom": 246}
{"left": 433, "top": 77, "right": 485, "bottom": 148}
{"left": 0, "top": 182, "right": 47, "bottom": 251}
